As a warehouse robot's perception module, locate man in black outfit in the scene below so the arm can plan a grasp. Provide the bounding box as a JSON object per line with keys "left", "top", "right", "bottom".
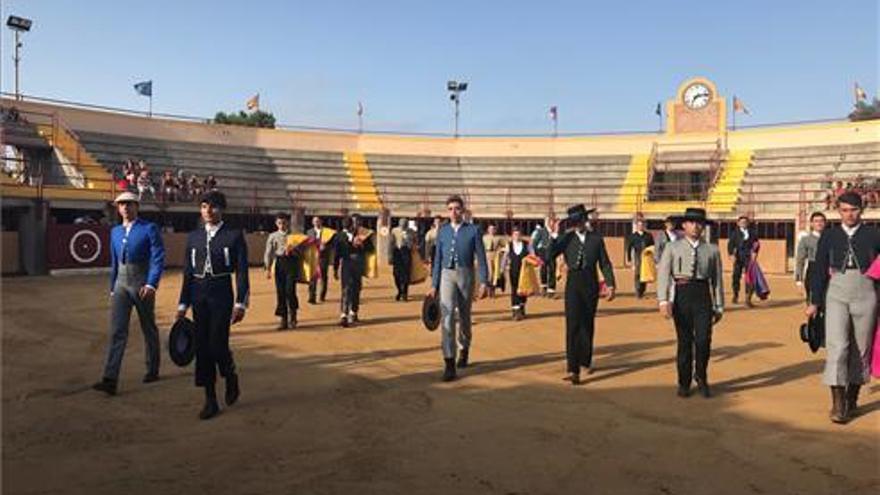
{"left": 625, "top": 217, "right": 654, "bottom": 298}
{"left": 176, "top": 191, "right": 250, "bottom": 420}
{"left": 727, "top": 215, "right": 758, "bottom": 306}
{"left": 549, "top": 204, "right": 616, "bottom": 385}
{"left": 334, "top": 214, "right": 374, "bottom": 327}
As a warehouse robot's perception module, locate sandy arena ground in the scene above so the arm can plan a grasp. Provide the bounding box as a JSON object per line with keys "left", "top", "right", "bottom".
{"left": 2, "top": 267, "right": 878, "bottom": 495}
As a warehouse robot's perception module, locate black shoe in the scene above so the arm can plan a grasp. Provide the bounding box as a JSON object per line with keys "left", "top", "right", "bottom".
{"left": 395, "top": 294, "right": 401, "bottom": 301}
{"left": 696, "top": 379, "right": 711, "bottom": 398}
{"left": 277, "top": 319, "right": 289, "bottom": 331}
{"left": 199, "top": 398, "right": 220, "bottom": 420}
{"left": 339, "top": 317, "right": 349, "bottom": 328}
{"left": 732, "top": 294, "right": 739, "bottom": 305}
{"left": 142, "top": 373, "right": 159, "bottom": 384}
{"left": 92, "top": 378, "right": 117, "bottom": 396}
{"left": 442, "top": 358, "right": 457, "bottom": 382}
{"left": 564, "top": 372, "right": 580, "bottom": 385}
{"left": 457, "top": 349, "right": 469, "bottom": 369}
{"left": 225, "top": 373, "right": 240, "bottom": 406}
{"left": 677, "top": 386, "right": 691, "bottom": 398}
{"left": 352, "top": 313, "right": 359, "bottom": 323}
{"left": 308, "top": 297, "right": 317, "bottom": 305}
{"left": 289, "top": 315, "right": 298, "bottom": 329}
{"left": 402, "top": 294, "right": 409, "bottom": 302}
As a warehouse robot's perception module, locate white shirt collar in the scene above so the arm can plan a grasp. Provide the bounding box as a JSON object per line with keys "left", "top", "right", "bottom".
{"left": 576, "top": 230, "right": 587, "bottom": 243}
{"left": 451, "top": 222, "right": 462, "bottom": 232}
{"left": 685, "top": 237, "right": 700, "bottom": 248}
{"left": 810, "top": 230, "right": 821, "bottom": 238}
{"left": 842, "top": 223, "right": 861, "bottom": 237}
{"left": 205, "top": 221, "right": 224, "bottom": 237}
{"left": 512, "top": 240, "right": 523, "bottom": 253}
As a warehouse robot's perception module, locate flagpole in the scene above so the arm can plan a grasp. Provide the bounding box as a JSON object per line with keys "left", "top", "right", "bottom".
{"left": 731, "top": 97, "right": 736, "bottom": 131}
{"left": 149, "top": 95, "right": 153, "bottom": 118}
{"left": 553, "top": 116, "right": 558, "bottom": 138}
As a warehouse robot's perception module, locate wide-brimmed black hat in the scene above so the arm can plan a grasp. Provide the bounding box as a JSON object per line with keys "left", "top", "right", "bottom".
{"left": 672, "top": 207, "right": 715, "bottom": 226}
{"left": 566, "top": 204, "right": 596, "bottom": 223}
{"left": 422, "top": 294, "right": 441, "bottom": 331}
{"left": 799, "top": 310, "right": 825, "bottom": 353}
{"left": 169, "top": 318, "right": 196, "bottom": 366}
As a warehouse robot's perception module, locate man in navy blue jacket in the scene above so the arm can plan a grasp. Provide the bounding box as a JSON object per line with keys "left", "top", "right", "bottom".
{"left": 93, "top": 192, "right": 166, "bottom": 396}
{"left": 176, "top": 191, "right": 250, "bottom": 420}
{"left": 428, "top": 195, "right": 489, "bottom": 382}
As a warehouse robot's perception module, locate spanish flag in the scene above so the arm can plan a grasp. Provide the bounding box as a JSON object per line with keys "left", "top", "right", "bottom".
{"left": 854, "top": 82, "right": 868, "bottom": 103}
{"left": 246, "top": 93, "right": 260, "bottom": 111}
{"left": 733, "top": 96, "right": 750, "bottom": 115}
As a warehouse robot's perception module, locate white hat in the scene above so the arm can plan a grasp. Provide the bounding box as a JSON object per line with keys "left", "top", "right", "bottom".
{"left": 114, "top": 192, "right": 139, "bottom": 204}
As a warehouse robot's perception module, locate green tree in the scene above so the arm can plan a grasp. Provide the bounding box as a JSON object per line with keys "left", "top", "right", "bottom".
{"left": 213, "top": 110, "right": 276, "bottom": 128}
{"left": 849, "top": 98, "right": 880, "bottom": 121}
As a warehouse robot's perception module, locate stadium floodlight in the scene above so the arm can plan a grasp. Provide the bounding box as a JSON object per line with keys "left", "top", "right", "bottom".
{"left": 6, "top": 15, "right": 32, "bottom": 31}
{"left": 7, "top": 15, "right": 34, "bottom": 100}
{"left": 447, "top": 80, "right": 468, "bottom": 137}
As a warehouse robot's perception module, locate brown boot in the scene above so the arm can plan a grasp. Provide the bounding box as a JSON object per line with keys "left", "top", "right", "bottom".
{"left": 830, "top": 386, "right": 849, "bottom": 424}
{"left": 846, "top": 385, "right": 861, "bottom": 418}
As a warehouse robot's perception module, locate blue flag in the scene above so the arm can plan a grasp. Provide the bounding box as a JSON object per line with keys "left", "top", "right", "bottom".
{"left": 134, "top": 81, "right": 152, "bottom": 97}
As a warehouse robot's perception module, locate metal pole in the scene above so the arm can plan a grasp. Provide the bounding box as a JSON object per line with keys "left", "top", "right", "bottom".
{"left": 149, "top": 95, "right": 153, "bottom": 117}
{"left": 13, "top": 30, "right": 21, "bottom": 99}
{"left": 454, "top": 94, "right": 460, "bottom": 138}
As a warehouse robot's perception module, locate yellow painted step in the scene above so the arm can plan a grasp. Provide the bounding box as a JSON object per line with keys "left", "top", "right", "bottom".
{"left": 615, "top": 154, "right": 650, "bottom": 212}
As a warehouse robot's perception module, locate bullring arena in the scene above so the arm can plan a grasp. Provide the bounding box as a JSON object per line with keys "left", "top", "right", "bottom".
{"left": 2, "top": 78, "right": 879, "bottom": 494}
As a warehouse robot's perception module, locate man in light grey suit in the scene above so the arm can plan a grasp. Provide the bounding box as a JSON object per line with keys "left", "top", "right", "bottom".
{"left": 93, "top": 192, "right": 166, "bottom": 396}
{"left": 654, "top": 216, "right": 679, "bottom": 263}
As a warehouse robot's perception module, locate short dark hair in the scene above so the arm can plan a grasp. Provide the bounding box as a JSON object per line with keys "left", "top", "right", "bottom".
{"left": 809, "top": 211, "right": 827, "bottom": 221}
{"left": 664, "top": 216, "right": 675, "bottom": 223}
{"left": 511, "top": 224, "right": 522, "bottom": 233}
{"left": 737, "top": 215, "right": 750, "bottom": 222}
{"left": 200, "top": 191, "right": 227, "bottom": 209}
{"left": 276, "top": 212, "right": 291, "bottom": 221}
{"left": 837, "top": 191, "right": 863, "bottom": 209}
{"left": 446, "top": 195, "right": 465, "bottom": 208}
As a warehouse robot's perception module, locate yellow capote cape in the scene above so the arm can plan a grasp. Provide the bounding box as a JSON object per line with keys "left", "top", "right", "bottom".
{"left": 640, "top": 246, "right": 656, "bottom": 283}
{"left": 285, "top": 233, "right": 320, "bottom": 284}
{"left": 410, "top": 246, "right": 429, "bottom": 284}
{"left": 356, "top": 227, "right": 378, "bottom": 279}
{"left": 516, "top": 254, "right": 544, "bottom": 297}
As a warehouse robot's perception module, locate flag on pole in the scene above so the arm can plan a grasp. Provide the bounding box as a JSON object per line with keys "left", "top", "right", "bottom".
{"left": 246, "top": 93, "right": 260, "bottom": 111}
{"left": 733, "top": 96, "right": 750, "bottom": 115}
{"left": 357, "top": 101, "right": 364, "bottom": 117}
{"left": 854, "top": 82, "right": 868, "bottom": 103}
{"left": 133, "top": 81, "right": 152, "bottom": 97}
{"left": 548, "top": 105, "right": 558, "bottom": 121}
{"left": 655, "top": 102, "right": 662, "bottom": 116}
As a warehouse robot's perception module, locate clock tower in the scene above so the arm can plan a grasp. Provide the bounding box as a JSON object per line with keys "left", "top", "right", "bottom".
{"left": 666, "top": 77, "right": 727, "bottom": 134}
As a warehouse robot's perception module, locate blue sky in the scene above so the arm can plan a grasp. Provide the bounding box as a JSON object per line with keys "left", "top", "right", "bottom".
{"left": 1, "top": 0, "right": 877, "bottom": 134}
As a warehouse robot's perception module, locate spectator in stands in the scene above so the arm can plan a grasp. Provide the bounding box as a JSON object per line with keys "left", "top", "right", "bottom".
{"left": 205, "top": 174, "right": 218, "bottom": 192}
{"left": 161, "top": 170, "right": 178, "bottom": 202}
{"left": 137, "top": 169, "right": 156, "bottom": 201}
{"left": 189, "top": 174, "right": 203, "bottom": 199}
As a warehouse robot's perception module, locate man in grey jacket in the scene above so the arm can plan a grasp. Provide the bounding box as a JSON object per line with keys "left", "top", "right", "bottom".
{"left": 794, "top": 211, "right": 826, "bottom": 303}
{"left": 657, "top": 208, "right": 724, "bottom": 399}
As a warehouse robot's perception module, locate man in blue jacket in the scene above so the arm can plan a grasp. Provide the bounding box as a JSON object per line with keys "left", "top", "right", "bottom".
{"left": 428, "top": 195, "right": 489, "bottom": 382}
{"left": 93, "top": 192, "right": 166, "bottom": 396}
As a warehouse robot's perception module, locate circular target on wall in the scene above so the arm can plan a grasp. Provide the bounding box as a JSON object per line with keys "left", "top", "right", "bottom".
{"left": 69, "top": 230, "right": 102, "bottom": 264}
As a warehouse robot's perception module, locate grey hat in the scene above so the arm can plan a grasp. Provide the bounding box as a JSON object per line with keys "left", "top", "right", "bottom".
{"left": 113, "top": 191, "right": 139, "bottom": 204}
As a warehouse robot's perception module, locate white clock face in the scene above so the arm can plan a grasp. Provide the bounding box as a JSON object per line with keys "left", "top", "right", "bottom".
{"left": 683, "top": 83, "right": 712, "bottom": 110}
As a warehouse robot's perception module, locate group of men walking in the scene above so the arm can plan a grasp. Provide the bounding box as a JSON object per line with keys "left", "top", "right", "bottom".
{"left": 93, "top": 189, "right": 877, "bottom": 425}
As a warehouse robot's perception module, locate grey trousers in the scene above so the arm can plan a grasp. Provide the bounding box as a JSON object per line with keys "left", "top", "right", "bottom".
{"left": 823, "top": 270, "right": 877, "bottom": 386}
{"left": 102, "top": 267, "right": 160, "bottom": 381}
{"left": 440, "top": 267, "right": 474, "bottom": 359}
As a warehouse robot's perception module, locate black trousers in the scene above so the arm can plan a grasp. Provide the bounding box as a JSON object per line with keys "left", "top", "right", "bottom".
{"left": 509, "top": 265, "right": 527, "bottom": 309}
{"left": 803, "top": 261, "right": 813, "bottom": 303}
{"left": 392, "top": 247, "right": 412, "bottom": 297}
{"left": 340, "top": 259, "right": 364, "bottom": 315}
{"left": 192, "top": 277, "right": 237, "bottom": 387}
{"left": 632, "top": 253, "right": 646, "bottom": 298}
{"left": 672, "top": 281, "right": 713, "bottom": 388}
{"left": 564, "top": 271, "right": 600, "bottom": 373}
{"left": 539, "top": 249, "right": 557, "bottom": 291}
{"left": 274, "top": 256, "right": 298, "bottom": 320}
{"left": 308, "top": 253, "right": 331, "bottom": 302}
{"left": 731, "top": 254, "right": 750, "bottom": 296}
